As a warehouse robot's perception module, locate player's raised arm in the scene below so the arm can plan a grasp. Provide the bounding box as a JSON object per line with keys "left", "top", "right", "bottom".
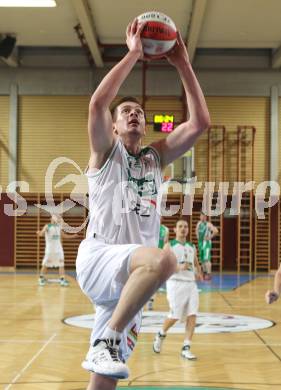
{"left": 88, "top": 19, "right": 145, "bottom": 169}
{"left": 152, "top": 32, "right": 211, "bottom": 168}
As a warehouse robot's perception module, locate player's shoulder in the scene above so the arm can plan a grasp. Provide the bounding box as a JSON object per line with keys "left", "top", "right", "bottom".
{"left": 169, "top": 239, "right": 178, "bottom": 247}
{"left": 186, "top": 241, "right": 196, "bottom": 249}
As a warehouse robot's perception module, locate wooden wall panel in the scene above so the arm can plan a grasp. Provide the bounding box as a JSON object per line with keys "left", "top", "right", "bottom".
{"left": 199, "top": 97, "right": 270, "bottom": 186}
{"left": 18, "top": 96, "right": 90, "bottom": 193}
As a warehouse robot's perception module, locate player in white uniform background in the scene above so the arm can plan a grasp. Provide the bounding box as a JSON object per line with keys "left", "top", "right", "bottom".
{"left": 37, "top": 214, "right": 78, "bottom": 287}
{"left": 75, "top": 17, "right": 210, "bottom": 390}
{"left": 265, "top": 264, "right": 281, "bottom": 304}
{"left": 153, "top": 219, "right": 202, "bottom": 360}
{"left": 147, "top": 221, "right": 169, "bottom": 310}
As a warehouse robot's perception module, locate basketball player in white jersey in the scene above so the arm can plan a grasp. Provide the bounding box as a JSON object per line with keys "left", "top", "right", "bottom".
{"left": 37, "top": 214, "right": 77, "bottom": 287}
{"left": 76, "top": 18, "right": 210, "bottom": 390}
{"left": 147, "top": 221, "right": 169, "bottom": 310}
{"left": 153, "top": 220, "right": 202, "bottom": 360}
{"left": 265, "top": 264, "right": 281, "bottom": 304}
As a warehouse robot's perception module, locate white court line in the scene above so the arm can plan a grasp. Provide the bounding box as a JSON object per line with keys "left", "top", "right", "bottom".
{"left": 4, "top": 333, "right": 56, "bottom": 390}
{"left": 1, "top": 339, "right": 281, "bottom": 347}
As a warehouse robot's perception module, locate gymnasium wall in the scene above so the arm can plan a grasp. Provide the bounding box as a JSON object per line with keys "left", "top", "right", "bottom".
{"left": 18, "top": 96, "right": 89, "bottom": 193}
{"left": 0, "top": 96, "right": 10, "bottom": 189}
{"left": 16, "top": 95, "right": 271, "bottom": 192}
{"left": 0, "top": 64, "right": 279, "bottom": 192}
{"left": 199, "top": 96, "right": 270, "bottom": 186}
{"left": 1, "top": 66, "right": 281, "bottom": 96}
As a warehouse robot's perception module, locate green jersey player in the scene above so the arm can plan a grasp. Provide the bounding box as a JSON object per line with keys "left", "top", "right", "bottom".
{"left": 196, "top": 212, "right": 218, "bottom": 280}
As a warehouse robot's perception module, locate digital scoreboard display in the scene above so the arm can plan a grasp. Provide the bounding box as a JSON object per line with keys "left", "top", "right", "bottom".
{"left": 153, "top": 114, "right": 174, "bottom": 133}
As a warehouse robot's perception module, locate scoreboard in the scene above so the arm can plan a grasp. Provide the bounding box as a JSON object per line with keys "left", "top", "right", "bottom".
{"left": 153, "top": 114, "right": 174, "bottom": 133}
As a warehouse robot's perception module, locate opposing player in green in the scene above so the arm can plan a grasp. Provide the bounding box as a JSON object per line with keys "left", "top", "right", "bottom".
{"left": 147, "top": 223, "right": 169, "bottom": 310}
{"left": 158, "top": 224, "right": 170, "bottom": 249}
{"left": 153, "top": 219, "right": 202, "bottom": 360}
{"left": 196, "top": 212, "right": 218, "bottom": 280}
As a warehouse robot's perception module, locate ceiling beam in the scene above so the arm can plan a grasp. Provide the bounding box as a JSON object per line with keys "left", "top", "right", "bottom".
{"left": 272, "top": 45, "right": 281, "bottom": 69}
{"left": 187, "top": 0, "right": 208, "bottom": 63}
{"left": 72, "top": 0, "right": 103, "bottom": 67}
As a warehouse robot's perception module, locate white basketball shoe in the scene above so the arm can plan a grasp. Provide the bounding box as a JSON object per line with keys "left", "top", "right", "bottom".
{"left": 82, "top": 339, "right": 129, "bottom": 379}
{"left": 153, "top": 332, "right": 166, "bottom": 353}
{"left": 181, "top": 345, "right": 197, "bottom": 360}
{"left": 38, "top": 277, "right": 46, "bottom": 286}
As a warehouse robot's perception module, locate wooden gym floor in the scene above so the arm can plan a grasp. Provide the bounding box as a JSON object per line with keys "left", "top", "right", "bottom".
{"left": 0, "top": 271, "right": 280, "bottom": 390}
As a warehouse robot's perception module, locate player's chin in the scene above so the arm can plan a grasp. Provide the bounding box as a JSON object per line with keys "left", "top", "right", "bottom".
{"left": 127, "top": 127, "right": 144, "bottom": 136}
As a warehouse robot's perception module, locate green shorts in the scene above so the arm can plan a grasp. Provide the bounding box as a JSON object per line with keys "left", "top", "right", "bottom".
{"left": 198, "top": 240, "right": 212, "bottom": 262}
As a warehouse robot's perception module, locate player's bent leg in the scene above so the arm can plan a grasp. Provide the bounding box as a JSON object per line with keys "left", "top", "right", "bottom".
{"left": 87, "top": 372, "right": 117, "bottom": 390}
{"left": 108, "top": 247, "right": 177, "bottom": 332}
{"left": 78, "top": 244, "right": 176, "bottom": 381}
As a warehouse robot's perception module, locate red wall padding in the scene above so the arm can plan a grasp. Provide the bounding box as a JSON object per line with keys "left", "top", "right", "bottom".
{"left": 0, "top": 194, "right": 15, "bottom": 267}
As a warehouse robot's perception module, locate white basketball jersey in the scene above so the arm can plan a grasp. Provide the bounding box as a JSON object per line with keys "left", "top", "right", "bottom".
{"left": 86, "top": 139, "right": 162, "bottom": 246}
{"left": 169, "top": 239, "right": 196, "bottom": 282}
{"left": 45, "top": 224, "right": 63, "bottom": 253}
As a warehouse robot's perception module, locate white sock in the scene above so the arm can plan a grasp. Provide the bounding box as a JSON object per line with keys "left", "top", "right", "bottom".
{"left": 102, "top": 326, "right": 122, "bottom": 341}
{"left": 159, "top": 330, "right": 166, "bottom": 336}
{"left": 183, "top": 339, "right": 191, "bottom": 347}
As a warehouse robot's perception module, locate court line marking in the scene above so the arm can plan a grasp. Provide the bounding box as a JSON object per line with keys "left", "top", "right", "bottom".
{"left": 254, "top": 330, "right": 281, "bottom": 362}
{"left": 217, "top": 291, "right": 233, "bottom": 307}
{"left": 1, "top": 339, "right": 281, "bottom": 347}
{"left": 4, "top": 333, "right": 56, "bottom": 390}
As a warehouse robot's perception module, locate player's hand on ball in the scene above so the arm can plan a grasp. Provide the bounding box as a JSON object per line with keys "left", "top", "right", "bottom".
{"left": 126, "top": 18, "right": 145, "bottom": 58}
{"left": 165, "top": 31, "right": 190, "bottom": 66}
{"left": 265, "top": 290, "right": 279, "bottom": 304}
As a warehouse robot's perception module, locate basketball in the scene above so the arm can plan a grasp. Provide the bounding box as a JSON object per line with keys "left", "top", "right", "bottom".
{"left": 137, "top": 11, "right": 177, "bottom": 57}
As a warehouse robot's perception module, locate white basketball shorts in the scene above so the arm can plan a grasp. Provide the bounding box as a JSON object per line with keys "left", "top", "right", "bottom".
{"left": 166, "top": 280, "right": 199, "bottom": 321}
{"left": 42, "top": 251, "right": 64, "bottom": 268}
